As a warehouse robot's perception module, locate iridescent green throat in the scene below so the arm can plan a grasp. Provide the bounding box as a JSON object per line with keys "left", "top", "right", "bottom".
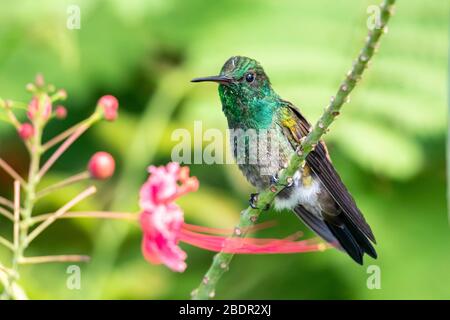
{"left": 218, "top": 83, "right": 280, "bottom": 130}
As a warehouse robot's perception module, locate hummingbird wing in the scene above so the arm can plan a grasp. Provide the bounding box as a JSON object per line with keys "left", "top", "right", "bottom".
{"left": 293, "top": 204, "right": 338, "bottom": 245}
{"left": 279, "top": 101, "right": 376, "bottom": 244}
{"left": 294, "top": 204, "right": 374, "bottom": 264}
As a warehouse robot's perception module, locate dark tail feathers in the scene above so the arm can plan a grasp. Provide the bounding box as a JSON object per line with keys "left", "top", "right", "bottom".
{"left": 325, "top": 216, "right": 377, "bottom": 265}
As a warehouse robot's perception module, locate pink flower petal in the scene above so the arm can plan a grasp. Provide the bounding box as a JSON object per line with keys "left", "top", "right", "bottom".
{"left": 140, "top": 204, "right": 187, "bottom": 272}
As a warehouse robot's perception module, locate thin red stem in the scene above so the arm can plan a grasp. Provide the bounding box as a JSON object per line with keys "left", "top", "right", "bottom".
{"left": 0, "top": 197, "right": 14, "bottom": 210}
{"left": 36, "top": 171, "right": 90, "bottom": 199}
{"left": 37, "top": 124, "right": 88, "bottom": 180}
{"left": 18, "top": 255, "right": 90, "bottom": 264}
{"left": 0, "top": 207, "right": 14, "bottom": 221}
{"left": 25, "top": 186, "right": 96, "bottom": 245}
{"left": 0, "top": 158, "right": 26, "bottom": 187}
{"left": 42, "top": 123, "right": 81, "bottom": 152}
{"left": 27, "top": 211, "right": 137, "bottom": 226}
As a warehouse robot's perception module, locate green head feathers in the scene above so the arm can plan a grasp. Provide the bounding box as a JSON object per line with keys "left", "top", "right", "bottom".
{"left": 192, "top": 56, "right": 280, "bottom": 129}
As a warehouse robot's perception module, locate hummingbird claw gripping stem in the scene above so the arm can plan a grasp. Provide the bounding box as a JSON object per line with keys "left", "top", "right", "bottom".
{"left": 270, "top": 173, "right": 279, "bottom": 185}
{"left": 270, "top": 172, "right": 293, "bottom": 188}
{"left": 249, "top": 193, "right": 270, "bottom": 211}
{"left": 249, "top": 193, "right": 259, "bottom": 209}
{"left": 286, "top": 176, "right": 294, "bottom": 188}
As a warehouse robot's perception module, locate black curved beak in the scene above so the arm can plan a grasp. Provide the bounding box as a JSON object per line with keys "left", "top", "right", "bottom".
{"left": 191, "top": 75, "right": 232, "bottom": 84}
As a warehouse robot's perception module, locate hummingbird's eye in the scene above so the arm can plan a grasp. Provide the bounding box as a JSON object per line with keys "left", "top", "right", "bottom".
{"left": 245, "top": 72, "right": 255, "bottom": 83}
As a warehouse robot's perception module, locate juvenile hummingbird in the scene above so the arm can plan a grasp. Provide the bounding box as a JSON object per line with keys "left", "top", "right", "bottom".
{"left": 192, "top": 56, "right": 377, "bottom": 264}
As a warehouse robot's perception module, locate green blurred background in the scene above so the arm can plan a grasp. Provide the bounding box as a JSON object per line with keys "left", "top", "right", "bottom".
{"left": 0, "top": 0, "right": 449, "bottom": 299}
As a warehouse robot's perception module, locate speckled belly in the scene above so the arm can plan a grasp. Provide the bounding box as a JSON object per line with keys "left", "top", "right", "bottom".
{"left": 232, "top": 127, "right": 293, "bottom": 190}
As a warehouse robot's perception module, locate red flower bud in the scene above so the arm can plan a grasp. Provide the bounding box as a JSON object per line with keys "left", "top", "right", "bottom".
{"left": 88, "top": 152, "right": 115, "bottom": 180}
{"left": 55, "top": 105, "right": 67, "bottom": 119}
{"left": 18, "top": 123, "right": 34, "bottom": 140}
{"left": 97, "top": 95, "right": 119, "bottom": 121}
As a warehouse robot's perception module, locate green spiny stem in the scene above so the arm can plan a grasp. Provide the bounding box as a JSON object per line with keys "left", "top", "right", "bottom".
{"left": 191, "top": 0, "right": 395, "bottom": 300}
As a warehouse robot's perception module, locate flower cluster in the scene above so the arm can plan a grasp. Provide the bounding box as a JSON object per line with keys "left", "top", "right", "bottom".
{"left": 0, "top": 74, "right": 120, "bottom": 299}
{"left": 5, "top": 75, "right": 119, "bottom": 142}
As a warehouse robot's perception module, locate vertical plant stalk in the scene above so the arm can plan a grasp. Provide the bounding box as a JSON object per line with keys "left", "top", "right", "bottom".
{"left": 2, "top": 180, "right": 26, "bottom": 299}
{"left": 13, "top": 181, "right": 20, "bottom": 250}
{"left": 191, "top": 0, "right": 396, "bottom": 300}
{"left": 2, "top": 106, "right": 45, "bottom": 299}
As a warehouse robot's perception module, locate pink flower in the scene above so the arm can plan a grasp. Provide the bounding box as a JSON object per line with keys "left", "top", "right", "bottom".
{"left": 27, "top": 95, "right": 52, "bottom": 121}
{"left": 139, "top": 162, "right": 327, "bottom": 273}
{"left": 97, "top": 95, "right": 119, "bottom": 121}
{"left": 18, "top": 123, "right": 34, "bottom": 140}
{"left": 88, "top": 152, "right": 115, "bottom": 180}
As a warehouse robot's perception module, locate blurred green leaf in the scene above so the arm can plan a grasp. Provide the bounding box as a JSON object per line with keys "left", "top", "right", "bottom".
{"left": 331, "top": 118, "right": 425, "bottom": 179}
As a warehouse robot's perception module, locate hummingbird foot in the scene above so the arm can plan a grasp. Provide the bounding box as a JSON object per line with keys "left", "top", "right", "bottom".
{"left": 270, "top": 173, "right": 279, "bottom": 185}
{"left": 249, "top": 193, "right": 259, "bottom": 209}
{"left": 270, "top": 173, "right": 294, "bottom": 188}
{"left": 249, "top": 193, "right": 270, "bottom": 211}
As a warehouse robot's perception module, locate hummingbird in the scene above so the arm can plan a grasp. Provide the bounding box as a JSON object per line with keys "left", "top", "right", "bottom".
{"left": 192, "top": 56, "right": 377, "bottom": 264}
